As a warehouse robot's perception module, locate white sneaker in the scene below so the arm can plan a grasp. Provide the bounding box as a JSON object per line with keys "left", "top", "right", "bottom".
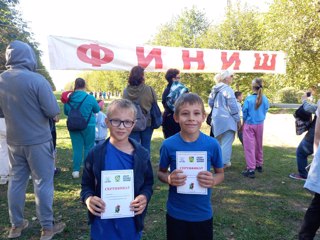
{"left": 0, "top": 176, "right": 8, "bottom": 185}
{"left": 72, "top": 171, "right": 79, "bottom": 179}
{"left": 224, "top": 162, "right": 232, "bottom": 168}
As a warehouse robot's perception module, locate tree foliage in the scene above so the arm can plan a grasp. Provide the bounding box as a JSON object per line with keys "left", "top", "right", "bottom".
{"left": 72, "top": 1, "right": 320, "bottom": 103}
{"left": 0, "top": 0, "right": 55, "bottom": 90}
{"left": 263, "top": 0, "right": 320, "bottom": 93}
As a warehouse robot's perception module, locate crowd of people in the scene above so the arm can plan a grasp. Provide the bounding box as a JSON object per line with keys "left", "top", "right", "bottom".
{"left": 0, "top": 40, "right": 319, "bottom": 240}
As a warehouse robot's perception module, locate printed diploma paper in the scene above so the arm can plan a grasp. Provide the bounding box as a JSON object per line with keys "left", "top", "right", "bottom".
{"left": 101, "top": 169, "right": 134, "bottom": 219}
{"left": 176, "top": 151, "right": 207, "bottom": 195}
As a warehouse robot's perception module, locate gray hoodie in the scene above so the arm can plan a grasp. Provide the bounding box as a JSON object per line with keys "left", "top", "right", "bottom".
{"left": 208, "top": 82, "right": 240, "bottom": 137}
{"left": 0, "top": 40, "right": 60, "bottom": 145}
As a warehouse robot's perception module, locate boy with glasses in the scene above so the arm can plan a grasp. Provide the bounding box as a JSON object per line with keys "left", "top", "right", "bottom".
{"left": 81, "top": 99, "right": 154, "bottom": 239}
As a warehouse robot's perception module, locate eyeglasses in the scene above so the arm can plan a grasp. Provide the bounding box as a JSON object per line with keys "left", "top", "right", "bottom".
{"left": 109, "top": 119, "right": 135, "bottom": 128}
{"left": 175, "top": 76, "right": 180, "bottom": 80}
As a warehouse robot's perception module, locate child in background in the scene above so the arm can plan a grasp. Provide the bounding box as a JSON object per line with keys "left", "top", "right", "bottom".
{"left": 235, "top": 91, "right": 243, "bottom": 145}
{"left": 242, "top": 78, "right": 269, "bottom": 178}
{"left": 158, "top": 93, "right": 224, "bottom": 240}
{"left": 95, "top": 100, "right": 108, "bottom": 145}
{"left": 81, "top": 99, "right": 154, "bottom": 240}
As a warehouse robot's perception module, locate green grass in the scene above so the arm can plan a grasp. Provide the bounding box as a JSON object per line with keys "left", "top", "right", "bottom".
{"left": 0, "top": 93, "right": 318, "bottom": 239}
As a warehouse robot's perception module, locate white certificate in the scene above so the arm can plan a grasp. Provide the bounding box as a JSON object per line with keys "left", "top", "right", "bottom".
{"left": 176, "top": 151, "right": 207, "bottom": 195}
{"left": 101, "top": 169, "right": 134, "bottom": 219}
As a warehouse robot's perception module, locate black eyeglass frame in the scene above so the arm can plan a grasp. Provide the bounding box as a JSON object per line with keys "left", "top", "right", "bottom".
{"left": 108, "top": 119, "right": 135, "bottom": 128}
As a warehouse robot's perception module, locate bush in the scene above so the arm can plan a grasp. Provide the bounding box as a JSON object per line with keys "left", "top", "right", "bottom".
{"left": 276, "top": 87, "right": 301, "bottom": 103}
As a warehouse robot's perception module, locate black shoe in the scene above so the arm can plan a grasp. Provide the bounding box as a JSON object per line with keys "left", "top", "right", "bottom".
{"left": 54, "top": 167, "right": 61, "bottom": 176}
{"left": 242, "top": 169, "right": 255, "bottom": 178}
{"left": 256, "top": 166, "right": 263, "bottom": 173}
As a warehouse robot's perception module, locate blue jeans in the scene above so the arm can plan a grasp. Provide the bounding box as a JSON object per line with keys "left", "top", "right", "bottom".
{"left": 129, "top": 126, "right": 154, "bottom": 153}
{"left": 296, "top": 138, "right": 313, "bottom": 178}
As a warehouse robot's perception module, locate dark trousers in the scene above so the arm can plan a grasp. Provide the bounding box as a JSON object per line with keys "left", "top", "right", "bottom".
{"left": 162, "top": 112, "right": 180, "bottom": 139}
{"left": 166, "top": 214, "right": 213, "bottom": 240}
{"left": 296, "top": 138, "right": 313, "bottom": 178}
{"left": 299, "top": 193, "right": 320, "bottom": 240}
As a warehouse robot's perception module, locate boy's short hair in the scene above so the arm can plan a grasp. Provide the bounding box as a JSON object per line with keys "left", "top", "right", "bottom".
{"left": 174, "top": 93, "right": 205, "bottom": 116}
{"left": 235, "top": 91, "right": 242, "bottom": 99}
{"left": 106, "top": 99, "right": 137, "bottom": 119}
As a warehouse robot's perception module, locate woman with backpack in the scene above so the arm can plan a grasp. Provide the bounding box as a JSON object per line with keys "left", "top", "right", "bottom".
{"left": 64, "top": 78, "right": 100, "bottom": 178}
{"left": 161, "top": 68, "right": 188, "bottom": 139}
{"left": 122, "top": 66, "right": 157, "bottom": 153}
{"left": 208, "top": 70, "right": 241, "bottom": 168}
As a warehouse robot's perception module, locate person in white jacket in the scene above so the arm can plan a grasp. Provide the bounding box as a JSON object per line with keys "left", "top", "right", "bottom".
{"left": 299, "top": 100, "right": 320, "bottom": 239}
{"left": 208, "top": 70, "right": 241, "bottom": 168}
{"left": 0, "top": 118, "right": 9, "bottom": 184}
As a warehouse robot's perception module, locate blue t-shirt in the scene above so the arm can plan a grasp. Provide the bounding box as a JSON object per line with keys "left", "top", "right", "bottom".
{"left": 159, "top": 132, "right": 223, "bottom": 222}
{"left": 91, "top": 142, "right": 141, "bottom": 240}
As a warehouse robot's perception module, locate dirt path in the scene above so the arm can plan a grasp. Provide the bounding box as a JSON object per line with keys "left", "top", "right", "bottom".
{"left": 263, "top": 113, "right": 304, "bottom": 148}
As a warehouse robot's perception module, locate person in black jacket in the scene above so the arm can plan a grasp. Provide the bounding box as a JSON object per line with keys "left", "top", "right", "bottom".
{"left": 162, "top": 69, "right": 187, "bottom": 139}
{"left": 290, "top": 94, "right": 317, "bottom": 181}
{"left": 81, "top": 99, "right": 154, "bottom": 239}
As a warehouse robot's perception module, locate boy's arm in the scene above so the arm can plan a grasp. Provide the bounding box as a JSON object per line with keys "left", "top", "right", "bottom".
{"left": 197, "top": 168, "right": 224, "bottom": 188}
{"left": 212, "top": 168, "right": 224, "bottom": 186}
{"left": 158, "top": 167, "right": 186, "bottom": 186}
{"left": 80, "top": 150, "right": 96, "bottom": 203}
{"left": 81, "top": 150, "right": 106, "bottom": 216}
{"left": 139, "top": 158, "right": 154, "bottom": 202}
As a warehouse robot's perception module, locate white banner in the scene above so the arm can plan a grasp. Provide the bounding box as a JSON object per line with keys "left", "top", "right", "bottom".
{"left": 48, "top": 35, "right": 286, "bottom": 73}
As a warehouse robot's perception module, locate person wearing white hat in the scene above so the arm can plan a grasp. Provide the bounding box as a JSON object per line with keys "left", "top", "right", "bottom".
{"left": 208, "top": 70, "right": 241, "bottom": 168}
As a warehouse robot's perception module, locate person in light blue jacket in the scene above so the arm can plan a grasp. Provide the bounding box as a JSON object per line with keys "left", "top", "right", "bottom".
{"left": 64, "top": 78, "right": 100, "bottom": 178}
{"left": 241, "top": 78, "right": 269, "bottom": 178}
{"left": 208, "top": 70, "right": 241, "bottom": 168}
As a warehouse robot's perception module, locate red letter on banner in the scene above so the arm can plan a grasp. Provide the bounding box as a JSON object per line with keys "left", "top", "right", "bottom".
{"left": 254, "top": 53, "right": 277, "bottom": 71}
{"left": 221, "top": 52, "right": 241, "bottom": 70}
{"left": 182, "top": 50, "right": 205, "bottom": 70}
{"left": 136, "top": 47, "right": 163, "bottom": 69}
{"left": 77, "top": 44, "right": 114, "bottom": 67}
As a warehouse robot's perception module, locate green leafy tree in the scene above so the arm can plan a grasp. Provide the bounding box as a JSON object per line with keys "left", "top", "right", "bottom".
{"left": 151, "top": 6, "right": 212, "bottom": 101}
{"left": 203, "top": 2, "right": 265, "bottom": 97}
{"left": 263, "top": 0, "right": 320, "bottom": 94}
{"left": 0, "top": 0, "right": 55, "bottom": 90}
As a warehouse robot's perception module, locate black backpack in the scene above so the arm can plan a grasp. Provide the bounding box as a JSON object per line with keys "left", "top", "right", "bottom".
{"left": 66, "top": 95, "right": 91, "bottom": 131}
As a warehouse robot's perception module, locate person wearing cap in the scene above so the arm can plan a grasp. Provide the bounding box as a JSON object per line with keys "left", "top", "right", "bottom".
{"left": 208, "top": 70, "right": 241, "bottom": 168}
